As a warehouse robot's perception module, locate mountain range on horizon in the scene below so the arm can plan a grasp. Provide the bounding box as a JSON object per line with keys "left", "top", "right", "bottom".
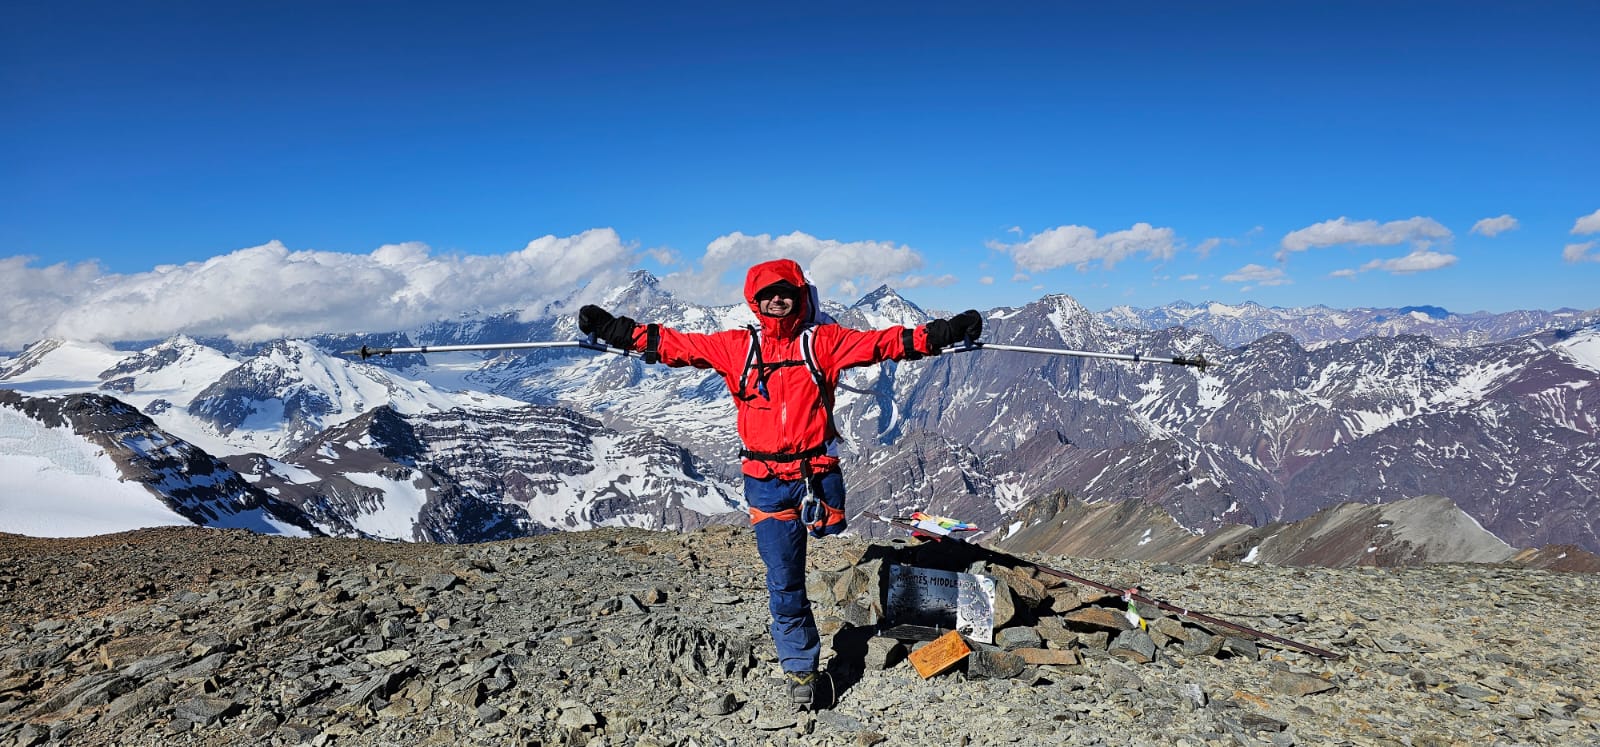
{"left": 5, "top": 271, "right": 1598, "bottom": 357}
{"left": 3, "top": 271, "right": 1598, "bottom": 565}
{"left": 1098, "top": 298, "right": 1599, "bottom": 348}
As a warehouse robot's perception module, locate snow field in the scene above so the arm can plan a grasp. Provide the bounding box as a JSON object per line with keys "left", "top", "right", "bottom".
{"left": 0, "top": 407, "right": 192, "bottom": 537}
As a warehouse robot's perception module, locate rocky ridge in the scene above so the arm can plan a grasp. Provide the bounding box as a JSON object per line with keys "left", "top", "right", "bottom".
{"left": 993, "top": 494, "right": 1557, "bottom": 570}
{"left": 2, "top": 526, "right": 1596, "bottom": 746}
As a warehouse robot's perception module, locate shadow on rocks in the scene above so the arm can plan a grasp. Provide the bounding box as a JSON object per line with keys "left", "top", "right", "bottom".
{"left": 822, "top": 625, "right": 876, "bottom": 708}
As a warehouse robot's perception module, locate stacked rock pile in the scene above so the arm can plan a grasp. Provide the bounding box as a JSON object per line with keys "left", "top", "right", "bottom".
{"left": 0, "top": 524, "right": 1596, "bottom": 746}
{"left": 807, "top": 537, "right": 1295, "bottom": 680}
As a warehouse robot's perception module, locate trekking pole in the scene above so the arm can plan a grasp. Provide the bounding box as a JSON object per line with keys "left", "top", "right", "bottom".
{"left": 341, "top": 336, "right": 631, "bottom": 360}
{"left": 863, "top": 512, "right": 1342, "bottom": 661}
{"left": 942, "top": 338, "right": 1211, "bottom": 371}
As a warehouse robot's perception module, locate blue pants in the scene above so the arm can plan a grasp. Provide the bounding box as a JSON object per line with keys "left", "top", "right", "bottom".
{"left": 745, "top": 471, "right": 847, "bottom": 674}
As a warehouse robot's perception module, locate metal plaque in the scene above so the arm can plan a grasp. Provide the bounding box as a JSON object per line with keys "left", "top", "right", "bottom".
{"left": 885, "top": 564, "right": 996, "bottom": 644}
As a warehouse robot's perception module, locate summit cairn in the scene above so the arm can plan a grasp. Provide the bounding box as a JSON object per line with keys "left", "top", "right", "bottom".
{"left": 805, "top": 532, "right": 1293, "bottom": 686}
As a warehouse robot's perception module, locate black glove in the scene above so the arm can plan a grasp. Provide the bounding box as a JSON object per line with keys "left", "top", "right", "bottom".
{"left": 924, "top": 309, "right": 983, "bottom": 352}
{"left": 578, "top": 305, "right": 637, "bottom": 350}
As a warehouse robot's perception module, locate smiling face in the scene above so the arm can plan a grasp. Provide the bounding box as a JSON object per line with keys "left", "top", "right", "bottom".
{"left": 743, "top": 260, "right": 811, "bottom": 337}
{"left": 755, "top": 284, "right": 801, "bottom": 318}
{"left": 758, "top": 294, "right": 796, "bottom": 318}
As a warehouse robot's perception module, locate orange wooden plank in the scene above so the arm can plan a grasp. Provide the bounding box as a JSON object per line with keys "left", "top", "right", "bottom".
{"left": 908, "top": 630, "right": 971, "bottom": 679}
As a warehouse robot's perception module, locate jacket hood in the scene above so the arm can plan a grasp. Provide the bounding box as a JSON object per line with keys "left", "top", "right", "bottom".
{"left": 743, "top": 258, "right": 811, "bottom": 339}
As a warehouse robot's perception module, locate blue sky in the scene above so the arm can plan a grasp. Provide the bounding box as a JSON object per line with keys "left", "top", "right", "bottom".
{"left": 2, "top": 2, "right": 1597, "bottom": 346}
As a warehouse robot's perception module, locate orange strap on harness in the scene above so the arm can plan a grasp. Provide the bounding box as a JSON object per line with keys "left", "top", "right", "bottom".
{"left": 811, "top": 503, "right": 846, "bottom": 531}
{"left": 749, "top": 507, "right": 801, "bottom": 525}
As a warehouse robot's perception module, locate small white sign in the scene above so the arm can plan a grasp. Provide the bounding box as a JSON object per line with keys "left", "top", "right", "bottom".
{"left": 885, "top": 564, "right": 996, "bottom": 644}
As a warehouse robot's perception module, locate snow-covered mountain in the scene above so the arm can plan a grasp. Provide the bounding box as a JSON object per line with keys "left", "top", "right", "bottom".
{"left": 2, "top": 336, "right": 522, "bottom": 458}
{"left": 0, "top": 319, "right": 745, "bottom": 541}
{"left": 225, "top": 403, "right": 741, "bottom": 543}
{"left": 3, "top": 271, "right": 1597, "bottom": 558}
{"left": 837, "top": 308, "right": 1599, "bottom": 553}
{"left": 0, "top": 389, "right": 316, "bottom": 538}
{"left": 1100, "top": 300, "right": 1600, "bottom": 348}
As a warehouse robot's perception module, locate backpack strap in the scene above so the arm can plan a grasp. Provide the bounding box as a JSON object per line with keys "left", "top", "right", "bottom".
{"left": 735, "top": 326, "right": 762, "bottom": 401}
{"left": 737, "top": 325, "right": 822, "bottom": 401}
{"left": 799, "top": 327, "right": 846, "bottom": 444}
{"left": 734, "top": 325, "right": 844, "bottom": 447}
{"left": 798, "top": 327, "right": 832, "bottom": 415}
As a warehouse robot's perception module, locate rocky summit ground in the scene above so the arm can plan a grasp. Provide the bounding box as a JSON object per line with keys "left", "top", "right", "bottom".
{"left": 1, "top": 526, "right": 1597, "bottom": 747}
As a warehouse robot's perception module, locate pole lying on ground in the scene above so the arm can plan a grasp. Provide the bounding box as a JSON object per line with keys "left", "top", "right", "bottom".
{"left": 862, "top": 511, "right": 1343, "bottom": 661}
{"left": 942, "top": 339, "right": 1211, "bottom": 371}
{"left": 341, "top": 339, "right": 631, "bottom": 360}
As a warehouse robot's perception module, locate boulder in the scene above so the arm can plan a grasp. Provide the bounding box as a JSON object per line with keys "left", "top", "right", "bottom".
{"left": 995, "top": 626, "right": 1043, "bottom": 652}
{"left": 864, "top": 637, "right": 905, "bottom": 671}
{"left": 1270, "top": 671, "right": 1338, "bottom": 696}
{"left": 1109, "top": 630, "right": 1157, "bottom": 664}
{"left": 987, "top": 565, "right": 1048, "bottom": 610}
{"left": 173, "top": 695, "right": 237, "bottom": 727}
{"left": 1148, "top": 616, "right": 1188, "bottom": 645}
{"left": 1014, "top": 648, "right": 1081, "bottom": 667}
{"left": 967, "top": 648, "right": 1026, "bottom": 680}
{"left": 1062, "top": 606, "right": 1135, "bottom": 632}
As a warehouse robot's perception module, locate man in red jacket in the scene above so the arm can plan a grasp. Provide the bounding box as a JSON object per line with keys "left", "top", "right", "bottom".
{"left": 579, "top": 258, "right": 981, "bottom": 706}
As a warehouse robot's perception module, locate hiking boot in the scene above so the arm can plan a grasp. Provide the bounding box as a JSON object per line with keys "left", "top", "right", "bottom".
{"left": 785, "top": 671, "right": 816, "bottom": 706}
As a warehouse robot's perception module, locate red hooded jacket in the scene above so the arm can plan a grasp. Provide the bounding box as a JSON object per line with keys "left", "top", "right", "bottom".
{"left": 631, "top": 258, "right": 933, "bottom": 480}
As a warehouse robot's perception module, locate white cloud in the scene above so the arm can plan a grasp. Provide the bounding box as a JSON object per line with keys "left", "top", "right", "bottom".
{"left": 1195, "top": 227, "right": 1263, "bottom": 260}
{"left": 979, "top": 276, "right": 995, "bottom": 286}
{"left": 1011, "top": 273, "right": 1030, "bottom": 283}
{"left": 1471, "top": 215, "right": 1519, "bottom": 237}
{"left": 644, "top": 247, "right": 679, "bottom": 265}
{"left": 899, "top": 274, "right": 958, "bottom": 289}
{"left": 1006, "top": 226, "right": 1023, "bottom": 235}
{"left": 1358, "top": 249, "right": 1458, "bottom": 274}
{"left": 993, "top": 222, "right": 1179, "bottom": 273}
{"left": 1331, "top": 248, "right": 1459, "bottom": 278}
{"left": 0, "top": 257, "right": 107, "bottom": 349}
{"left": 4, "top": 230, "right": 640, "bottom": 349}
{"left": 1221, "top": 264, "right": 1291, "bottom": 286}
{"left": 1278, "top": 216, "right": 1451, "bottom": 260}
{"left": 1573, "top": 209, "right": 1600, "bottom": 235}
{"left": 661, "top": 231, "right": 926, "bottom": 303}
{"left": 1564, "top": 242, "right": 1600, "bottom": 263}
{"left": 1179, "top": 274, "right": 1200, "bottom": 281}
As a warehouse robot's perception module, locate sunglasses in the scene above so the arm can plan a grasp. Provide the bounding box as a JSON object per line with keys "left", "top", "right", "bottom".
{"left": 755, "top": 285, "right": 802, "bottom": 302}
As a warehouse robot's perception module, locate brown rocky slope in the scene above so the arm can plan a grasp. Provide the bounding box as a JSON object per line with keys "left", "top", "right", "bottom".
{"left": 1, "top": 526, "right": 1596, "bottom": 746}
